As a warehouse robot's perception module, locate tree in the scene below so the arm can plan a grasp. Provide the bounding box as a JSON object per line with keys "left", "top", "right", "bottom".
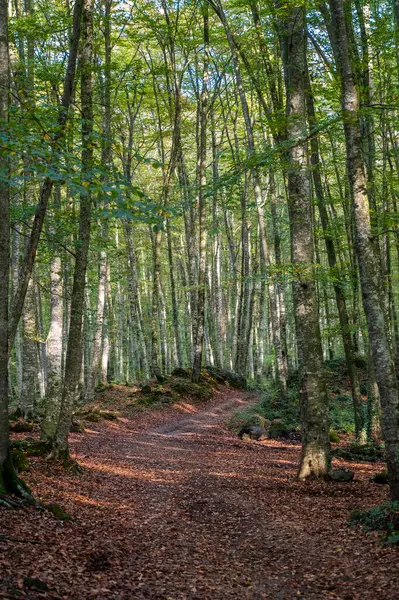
{"left": 278, "top": 1, "right": 330, "bottom": 479}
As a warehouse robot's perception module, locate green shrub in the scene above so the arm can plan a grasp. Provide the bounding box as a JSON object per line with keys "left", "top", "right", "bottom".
{"left": 349, "top": 501, "right": 399, "bottom": 545}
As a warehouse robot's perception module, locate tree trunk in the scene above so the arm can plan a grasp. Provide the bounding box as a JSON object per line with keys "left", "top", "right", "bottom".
{"left": 52, "top": 0, "right": 93, "bottom": 461}
{"left": 279, "top": 2, "right": 330, "bottom": 479}
{"left": 305, "top": 63, "right": 366, "bottom": 444}
{"left": 7, "top": 0, "right": 83, "bottom": 354}
{"left": 328, "top": 0, "right": 399, "bottom": 499}
{"left": 192, "top": 2, "right": 209, "bottom": 383}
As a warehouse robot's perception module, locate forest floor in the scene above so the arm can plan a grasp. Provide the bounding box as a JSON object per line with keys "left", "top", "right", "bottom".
{"left": 1, "top": 386, "right": 399, "bottom": 600}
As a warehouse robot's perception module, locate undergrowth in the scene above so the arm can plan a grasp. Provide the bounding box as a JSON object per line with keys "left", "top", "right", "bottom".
{"left": 230, "top": 357, "right": 368, "bottom": 436}
{"left": 349, "top": 502, "right": 399, "bottom": 546}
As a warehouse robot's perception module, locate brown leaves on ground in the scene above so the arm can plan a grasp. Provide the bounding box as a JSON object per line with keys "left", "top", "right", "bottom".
{"left": 1, "top": 388, "right": 398, "bottom": 599}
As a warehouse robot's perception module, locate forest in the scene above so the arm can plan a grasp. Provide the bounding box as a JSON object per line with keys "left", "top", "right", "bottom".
{"left": 1, "top": 0, "right": 399, "bottom": 597}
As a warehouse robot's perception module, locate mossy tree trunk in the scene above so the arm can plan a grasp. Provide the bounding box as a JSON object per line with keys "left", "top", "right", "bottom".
{"left": 328, "top": 0, "right": 399, "bottom": 500}
{"left": 0, "top": 0, "right": 33, "bottom": 502}
{"left": 278, "top": 2, "right": 330, "bottom": 479}
{"left": 192, "top": 2, "right": 209, "bottom": 383}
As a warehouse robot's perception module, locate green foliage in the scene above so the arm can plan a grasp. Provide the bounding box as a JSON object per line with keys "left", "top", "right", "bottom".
{"left": 349, "top": 502, "right": 399, "bottom": 545}
{"left": 329, "top": 394, "right": 355, "bottom": 434}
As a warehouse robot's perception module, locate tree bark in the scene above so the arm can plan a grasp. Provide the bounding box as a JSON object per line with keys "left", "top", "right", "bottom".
{"left": 192, "top": 2, "right": 209, "bottom": 383}
{"left": 53, "top": 0, "right": 93, "bottom": 461}
{"left": 7, "top": 0, "right": 84, "bottom": 354}
{"left": 279, "top": 1, "right": 330, "bottom": 479}
{"left": 328, "top": 0, "right": 399, "bottom": 499}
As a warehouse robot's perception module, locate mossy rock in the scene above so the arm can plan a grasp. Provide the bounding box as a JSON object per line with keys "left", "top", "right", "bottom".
{"left": 70, "top": 420, "right": 85, "bottom": 433}
{"left": 329, "top": 430, "right": 340, "bottom": 443}
{"left": 332, "top": 444, "right": 384, "bottom": 462}
{"left": 330, "top": 468, "right": 354, "bottom": 482}
{"left": 140, "top": 384, "right": 153, "bottom": 394}
{"left": 10, "top": 448, "right": 29, "bottom": 473}
{"left": 370, "top": 471, "right": 389, "bottom": 485}
{"left": 160, "top": 395, "right": 174, "bottom": 404}
{"left": 10, "top": 420, "right": 34, "bottom": 433}
{"left": 8, "top": 408, "right": 22, "bottom": 422}
{"left": 354, "top": 354, "right": 368, "bottom": 369}
{"left": 205, "top": 366, "right": 246, "bottom": 389}
{"left": 23, "top": 578, "right": 49, "bottom": 592}
{"left": 11, "top": 439, "right": 50, "bottom": 457}
{"left": 171, "top": 379, "right": 213, "bottom": 400}
{"left": 85, "top": 412, "right": 101, "bottom": 422}
{"left": 268, "top": 422, "right": 291, "bottom": 439}
{"left": 45, "top": 502, "right": 72, "bottom": 521}
{"left": 171, "top": 367, "right": 191, "bottom": 378}
{"left": 100, "top": 410, "right": 118, "bottom": 421}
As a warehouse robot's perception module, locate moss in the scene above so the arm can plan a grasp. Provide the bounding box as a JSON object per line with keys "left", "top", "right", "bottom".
{"left": 332, "top": 444, "right": 384, "bottom": 462}
{"left": 45, "top": 502, "right": 72, "bottom": 521}
{"left": 9, "top": 420, "right": 34, "bottom": 433}
{"left": 329, "top": 430, "right": 340, "bottom": 443}
{"left": 268, "top": 422, "right": 291, "bottom": 439}
{"left": 70, "top": 420, "right": 85, "bottom": 433}
{"left": 205, "top": 366, "right": 246, "bottom": 389}
{"left": 370, "top": 471, "right": 389, "bottom": 485}
{"left": 171, "top": 367, "right": 191, "bottom": 378}
{"left": 8, "top": 408, "right": 22, "bottom": 422}
{"left": 0, "top": 451, "right": 33, "bottom": 500}
{"left": 100, "top": 410, "right": 118, "bottom": 420}
{"left": 170, "top": 379, "right": 213, "bottom": 400}
{"left": 10, "top": 448, "right": 29, "bottom": 473}
{"left": 12, "top": 439, "right": 50, "bottom": 457}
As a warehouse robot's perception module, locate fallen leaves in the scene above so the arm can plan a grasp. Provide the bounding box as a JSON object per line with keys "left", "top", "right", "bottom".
{"left": 0, "top": 388, "right": 398, "bottom": 599}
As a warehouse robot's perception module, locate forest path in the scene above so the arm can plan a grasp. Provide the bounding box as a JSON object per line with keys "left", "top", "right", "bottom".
{"left": 1, "top": 387, "right": 399, "bottom": 599}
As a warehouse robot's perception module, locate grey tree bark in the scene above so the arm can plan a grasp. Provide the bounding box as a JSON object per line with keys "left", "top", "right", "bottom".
{"left": 278, "top": 1, "right": 330, "bottom": 479}
{"left": 328, "top": 0, "right": 399, "bottom": 499}
{"left": 52, "top": 0, "right": 94, "bottom": 461}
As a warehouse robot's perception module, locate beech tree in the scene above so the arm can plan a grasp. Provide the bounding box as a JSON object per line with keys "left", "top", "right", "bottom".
{"left": 2, "top": 0, "right": 399, "bottom": 492}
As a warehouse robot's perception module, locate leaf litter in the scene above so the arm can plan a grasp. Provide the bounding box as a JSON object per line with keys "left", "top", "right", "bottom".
{"left": 1, "top": 387, "right": 398, "bottom": 599}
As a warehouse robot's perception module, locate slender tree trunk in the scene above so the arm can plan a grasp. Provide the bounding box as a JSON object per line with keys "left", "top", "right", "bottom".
{"left": 305, "top": 64, "right": 366, "bottom": 444}
{"left": 167, "top": 219, "right": 183, "bottom": 367}
{"left": 328, "top": 0, "right": 399, "bottom": 499}
{"left": 53, "top": 0, "right": 93, "bottom": 461}
{"left": 151, "top": 227, "right": 165, "bottom": 382}
{"left": 19, "top": 278, "right": 38, "bottom": 419}
{"left": 192, "top": 3, "right": 209, "bottom": 383}
{"left": 7, "top": 0, "right": 84, "bottom": 354}
{"left": 41, "top": 243, "right": 64, "bottom": 441}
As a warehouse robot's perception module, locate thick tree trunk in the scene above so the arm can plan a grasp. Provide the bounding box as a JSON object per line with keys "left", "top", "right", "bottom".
{"left": 0, "top": 0, "right": 11, "bottom": 491}
{"left": 328, "top": 0, "right": 399, "bottom": 499}
{"left": 0, "top": 0, "right": 32, "bottom": 501}
{"left": 279, "top": 2, "right": 330, "bottom": 479}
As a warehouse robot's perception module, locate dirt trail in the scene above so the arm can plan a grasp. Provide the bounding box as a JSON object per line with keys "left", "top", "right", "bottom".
{"left": 1, "top": 388, "right": 398, "bottom": 600}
